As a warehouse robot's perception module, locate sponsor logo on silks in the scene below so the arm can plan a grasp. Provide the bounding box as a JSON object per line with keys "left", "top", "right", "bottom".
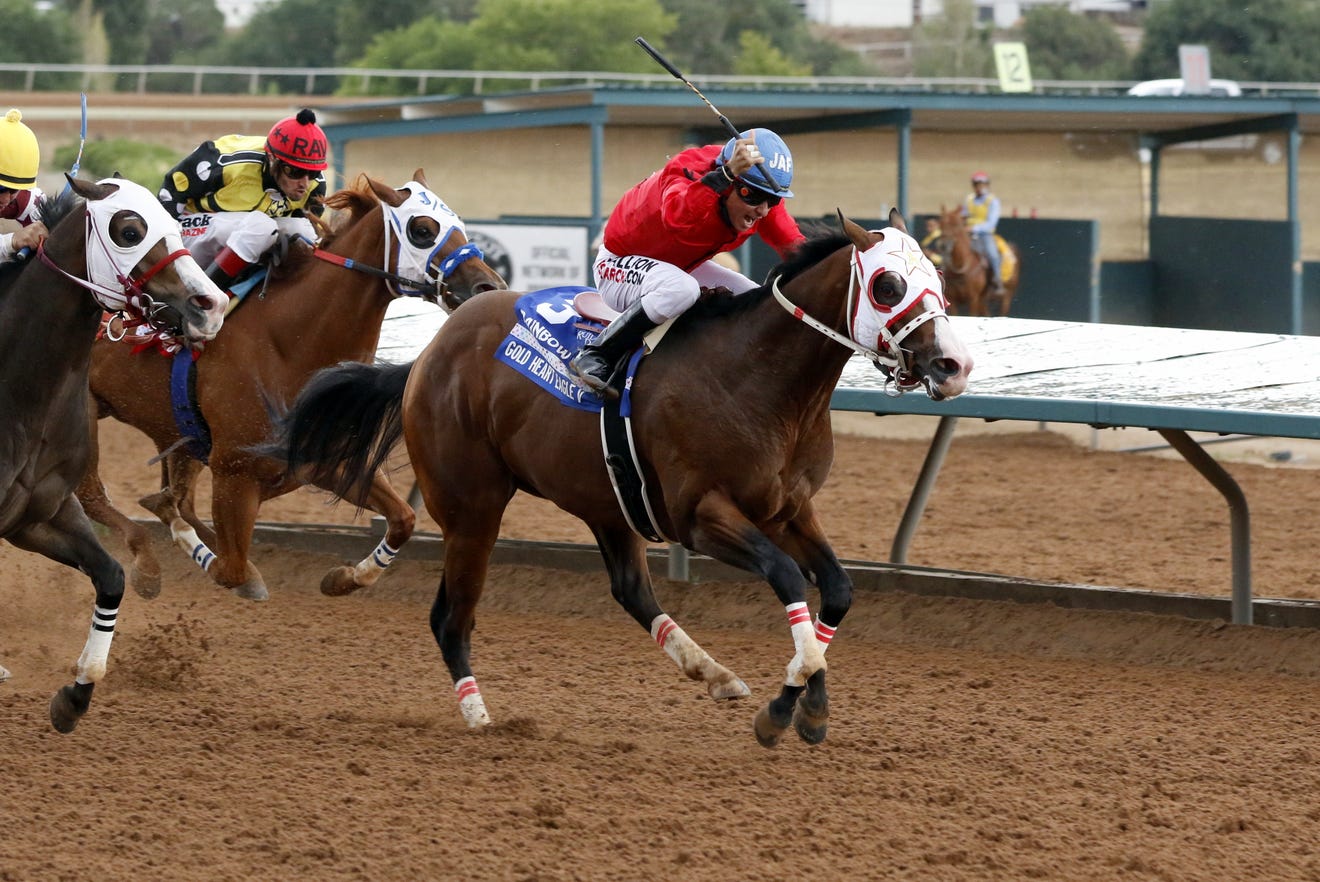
{"left": 179, "top": 215, "right": 213, "bottom": 230}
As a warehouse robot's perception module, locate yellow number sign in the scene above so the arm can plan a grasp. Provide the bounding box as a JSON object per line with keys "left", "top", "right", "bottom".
{"left": 995, "top": 43, "right": 1033, "bottom": 94}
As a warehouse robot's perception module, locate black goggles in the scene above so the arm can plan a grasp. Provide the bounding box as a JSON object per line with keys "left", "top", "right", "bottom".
{"left": 277, "top": 162, "right": 319, "bottom": 181}
{"left": 735, "top": 181, "right": 781, "bottom": 207}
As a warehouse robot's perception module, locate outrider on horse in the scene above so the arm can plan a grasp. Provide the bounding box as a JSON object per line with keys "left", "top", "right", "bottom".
{"left": 77, "top": 171, "right": 505, "bottom": 602}
{"left": 937, "top": 206, "right": 1021, "bottom": 317}
{"left": 262, "top": 210, "right": 972, "bottom": 747}
{"left": 0, "top": 176, "right": 226, "bottom": 731}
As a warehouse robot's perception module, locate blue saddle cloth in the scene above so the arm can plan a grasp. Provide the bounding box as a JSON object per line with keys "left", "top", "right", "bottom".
{"left": 495, "top": 286, "right": 643, "bottom": 413}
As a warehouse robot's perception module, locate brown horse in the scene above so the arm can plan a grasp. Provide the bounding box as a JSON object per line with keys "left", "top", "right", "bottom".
{"left": 0, "top": 176, "right": 226, "bottom": 731}
{"left": 77, "top": 171, "right": 505, "bottom": 602}
{"left": 937, "top": 206, "right": 1021, "bottom": 316}
{"left": 261, "top": 210, "right": 972, "bottom": 747}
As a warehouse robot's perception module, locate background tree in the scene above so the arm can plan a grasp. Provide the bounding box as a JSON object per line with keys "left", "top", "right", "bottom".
{"left": 1019, "top": 6, "right": 1129, "bottom": 80}
{"left": 209, "top": 0, "right": 343, "bottom": 93}
{"left": 333, "top": 0, "right": 479, "bottom": 66}
{"left": 53, "top": 138, "right": 178, "bottom": 189}
{"left": 341, "top": 0, "right": 676, "bottom": 96}
{"left": 0, "top": 0, "right": 81, "bottom": 89}
{"left": 1134, "top": 0, "right": 1320, "bottom": 82}
{"left": 912, "top": 0, "right": 993, "bottom": 79}
{"left": 733, "top": 31, "right": 810, "bottom": 78}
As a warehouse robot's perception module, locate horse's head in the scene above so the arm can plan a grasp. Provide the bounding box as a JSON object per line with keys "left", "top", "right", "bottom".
{"left": 64, "top": 175, "right": 226, "bottom": 346}
{"left": 838, "top": 208, "right": 972, "bottom": 400}
{"left": 372, "top": 170, "right": 506, "bottom": 310}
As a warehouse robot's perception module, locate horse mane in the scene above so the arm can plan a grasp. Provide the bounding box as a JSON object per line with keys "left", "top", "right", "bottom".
{"left": 318, "top": 176, "right": 386, "bottom": 250}
{"left": 685, "top": 221, "right": 847, "bottom": 321}
{"left": 40, "top": 186, "right": 79, "bottom": 233}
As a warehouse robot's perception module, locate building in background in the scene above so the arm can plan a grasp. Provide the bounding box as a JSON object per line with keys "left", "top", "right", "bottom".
{"left": 795, "top": 0, "right": 1145, "bottom": 29}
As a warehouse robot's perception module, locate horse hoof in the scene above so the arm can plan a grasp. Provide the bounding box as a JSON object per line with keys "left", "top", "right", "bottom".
{"left": 708, "top": 677, "right": 751, "bottom": 701}
{"left": 753, "top": 704, "right": 787, "bottom": 749}
{"left": 49, "top": 683, "right": 92, "bottom": 734}
{"left": 231, "top": 580, "right": 269, "bottom": 602}
{"left": 320, "top": 566, "right": 361, "bottom": 597}
{"left": 793, "top": 704, "right": 829, "bottom": 745}
{"left": 131, "top": 564, "right": 162, "bottom": 600}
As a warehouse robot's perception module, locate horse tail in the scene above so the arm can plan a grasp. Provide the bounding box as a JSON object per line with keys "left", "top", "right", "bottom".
{"left": 260, "top": 360, "right": 411, "bottom": 506}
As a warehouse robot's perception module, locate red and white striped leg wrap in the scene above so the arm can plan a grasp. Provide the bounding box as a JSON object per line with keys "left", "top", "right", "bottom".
{"left": 814, "top": 616, "right": 837, "bottom": 652}
{"left": 453, "top": 675, "right": 491, "bottom": 728}
{"left": 651, "top": 613, "right": 701, "bottom": 668}
{"left": 784, "top": 602, "right": 827, "bottom": 687}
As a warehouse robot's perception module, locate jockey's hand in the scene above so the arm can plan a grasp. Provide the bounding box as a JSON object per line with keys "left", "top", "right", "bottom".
{"left": 724, "top": 137, "right": 764, "bottom": 180}
{"left": 12, "top": 222, "right": 47, "bottom": 253}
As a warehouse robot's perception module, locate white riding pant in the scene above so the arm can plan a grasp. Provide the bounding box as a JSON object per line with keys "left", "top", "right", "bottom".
{"left": 593, "top": 246, "right": 757, "bottom": 324}
{"left": 178, "top": 211, "right": 316, "bottom": 267}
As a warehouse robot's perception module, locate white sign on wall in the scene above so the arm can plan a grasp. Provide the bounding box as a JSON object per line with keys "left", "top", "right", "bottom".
{"left": 466, "top": 224, "right": 591, "bottom": 291}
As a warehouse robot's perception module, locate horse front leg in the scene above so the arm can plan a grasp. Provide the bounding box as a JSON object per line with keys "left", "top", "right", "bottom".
{"left": 76, "top": 402, "right": 164, "bottom": 599}
{"left": 776, "top": 506, "right": 854, "bottom": 745}
{"left": 315, "top": 468, "right": 415, "bottom": 597}
{"left": 139, "top": 452, "right": 229, "bottom": 582}
{"left": 593, "top": 525, "right": 749, "bottom": 701}
{"left": 205, "top": 471, "right": 268, "bottom": 601}
{"left": 8, "top": 496, "right": 125, "bottom": 733}
{"left": 689, "top": 494, "right": 829, "bottom": 748}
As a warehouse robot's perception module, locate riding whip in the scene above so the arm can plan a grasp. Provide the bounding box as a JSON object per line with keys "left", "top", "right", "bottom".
{"left": 633, "top": 36, "right": 784, "bottom": 194}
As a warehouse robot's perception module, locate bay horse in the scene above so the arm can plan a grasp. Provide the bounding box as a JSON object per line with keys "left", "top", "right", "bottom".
{"left": 76, "top": 171, "right": 505, "bottom": 602}
{"left": 0, "top": 175, "right": 226, "bottom": 731}
{"left": 937, "top": 206, "right": 1021, "bottom": 317}
{"left": 263, "top": 209, "right": 972, "bottom": 747}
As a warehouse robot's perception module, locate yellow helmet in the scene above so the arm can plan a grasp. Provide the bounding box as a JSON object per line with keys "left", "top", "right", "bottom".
{"left": 0, "top": 109, "right": 39, "bottom": 190}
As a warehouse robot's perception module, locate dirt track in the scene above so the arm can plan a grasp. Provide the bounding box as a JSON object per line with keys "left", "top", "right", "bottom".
{"left": 5, "top": 417, "right": 1320, "bottom": 880}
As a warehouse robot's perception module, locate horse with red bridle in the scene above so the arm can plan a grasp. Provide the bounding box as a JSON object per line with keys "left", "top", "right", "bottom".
{"left": 0, "top": 176, "right": 226, "bottom": 730}
{"left": 262, "top": 210, "right": 972, "bottom": 746}
{"left": 937, "top": 205, "right": 1021, "bottom": 317}
{"left": 76, "top": 171, "right": 505, "bottom": 602}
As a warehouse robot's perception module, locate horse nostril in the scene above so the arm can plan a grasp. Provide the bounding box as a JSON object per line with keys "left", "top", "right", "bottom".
{"left": 191, "top": 293, "right": 221, "bottom": 313}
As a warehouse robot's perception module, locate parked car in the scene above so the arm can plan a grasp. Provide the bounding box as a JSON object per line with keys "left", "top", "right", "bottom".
{"left": 1126, "top": 78, "right": 1284, "bottom": 161}
{"left": 1126, "top": 78, "right": 1243, "bottom": 97}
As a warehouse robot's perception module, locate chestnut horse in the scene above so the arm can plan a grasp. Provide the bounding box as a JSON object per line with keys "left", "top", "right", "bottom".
{"left": 937, "top": 206, "right": 1020, "bottom": 317}
{"left": 0, "top": 176, "right": 226, "bottom": 731}
{"left": 77, "top": 172, "right": 505, "bottom": 602}
{"left": 262, "top": 210, "right": 972, "bottom": 747}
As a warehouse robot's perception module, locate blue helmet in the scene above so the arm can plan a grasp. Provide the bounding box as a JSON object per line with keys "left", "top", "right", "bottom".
{"left": 717, "top": 128, "right": 794, "bottom": 198}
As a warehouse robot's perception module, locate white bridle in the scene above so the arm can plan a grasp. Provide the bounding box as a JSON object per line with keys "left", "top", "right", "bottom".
{"left": 38, "top": 178, "right": 193, "bottom": 324}
{"left": 770, "top": 227, "right": 948, "bottom": 394}
{"left": 381, "top": 182, "right": 483, "bottom": 297}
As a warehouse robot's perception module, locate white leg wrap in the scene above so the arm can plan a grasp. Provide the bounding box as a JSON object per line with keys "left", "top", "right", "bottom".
{"left": 171, "top": 522, "right": 215, "bottom": 572}
{"left": 814, "top": 615, "right": 837, "bottom": 653}
{"left": 651, "top": 614, "right": 709, "bottom": 674}
{"left": 351, "top": 538, "right": 399, "bottom": 587}
{"left": 454, "top": 676, "right": 491, "bottom": 728}
{"left": 75, "top": 605, "right": 119, "bottom": 685}
{"left": 784, "top": 602, "right": 827, "bottom": 687}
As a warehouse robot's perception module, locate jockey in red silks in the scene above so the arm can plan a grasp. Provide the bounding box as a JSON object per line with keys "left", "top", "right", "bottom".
{"left": 571, "top": 127, "right": 806, "bottom": 398}
{"left": 158, "top": 108, "right": 329, "bottom": 295}
{"left": 0, "top": 108, "right": 48, "bottom": 265}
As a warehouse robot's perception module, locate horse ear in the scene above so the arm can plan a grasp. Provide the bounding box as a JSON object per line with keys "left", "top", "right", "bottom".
{"left": 889, "top": 207, "right": 909, "bottom": 235}
{"left": 836, "top": 209, "right": 872, "bottom": 250}
{"left": 366, "top": 176, "right": 406, "bottom": 207}
{"left": 67, "top": 174, "right": 118, "bottom": 201}
{"left": 412, "top": 168, "right": 428, "bottom": 187}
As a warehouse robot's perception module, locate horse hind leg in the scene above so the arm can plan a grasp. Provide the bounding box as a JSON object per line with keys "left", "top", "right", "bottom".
{"left": 594, "top": 526, "right": 750, "bottom": 702}
{"left": 316, "top": 468, "right": 415, "bottom": 597}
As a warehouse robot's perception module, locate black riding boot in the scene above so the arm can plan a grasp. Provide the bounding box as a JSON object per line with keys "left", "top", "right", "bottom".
{"left": 203, "top": 246, "right": 252, "bottom": 296}
{"left": 570, "top": 299, "right": 660, "bottom": 399}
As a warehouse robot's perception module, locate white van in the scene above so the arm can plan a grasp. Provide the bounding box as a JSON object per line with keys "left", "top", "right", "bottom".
{"left": 1126, "top": 78, "right": 1242, "bottom": 98}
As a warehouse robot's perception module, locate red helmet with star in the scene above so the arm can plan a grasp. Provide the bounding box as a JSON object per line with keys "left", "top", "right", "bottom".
{"left": 266, "top": 108, "right": 328, "bottom": 171}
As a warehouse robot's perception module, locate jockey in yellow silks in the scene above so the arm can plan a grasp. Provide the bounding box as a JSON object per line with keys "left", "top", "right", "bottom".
{"left": 158, "top": 108, "right": 328, "bottom": 295}
{"left": 0, "top": 109, "right": 48, "bottom": 264}
{"left": 962, "top": 170, "right": 1003, "bottom": 293}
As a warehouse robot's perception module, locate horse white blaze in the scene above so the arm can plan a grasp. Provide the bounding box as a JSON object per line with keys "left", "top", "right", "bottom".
{"left": 783, "top": 602, "right": 827, "bottom": 687}
{"left": 931, "top": 316, "right": 973, "bottom": 398}
{"left": 455, "top": 676, "right": 491, "bottom": 727}
{"left": 172, "top": 249, "right": 227, "bottom": 341}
